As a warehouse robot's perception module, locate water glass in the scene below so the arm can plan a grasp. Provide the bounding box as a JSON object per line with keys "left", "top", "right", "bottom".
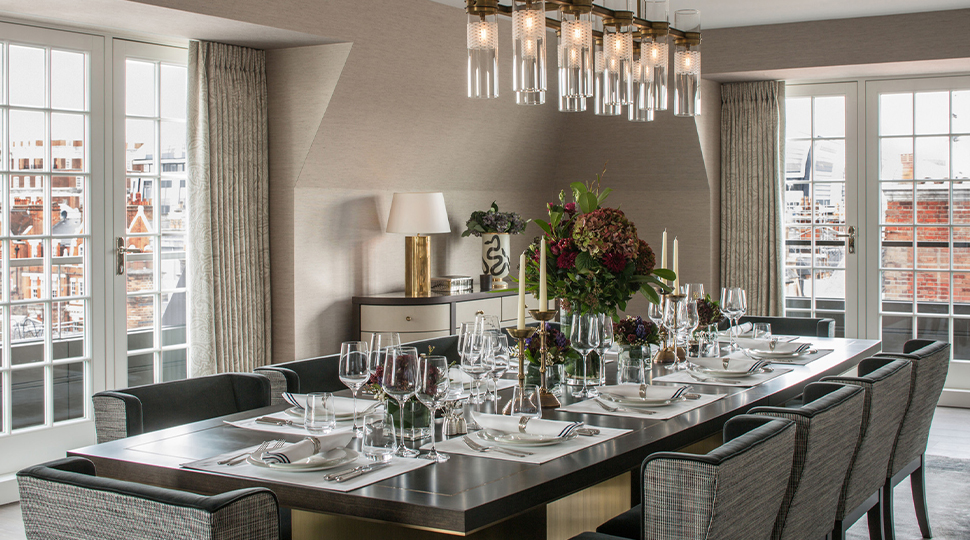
{"left": 304, "top": 392, "right": 336, "bottom": 435}
{"left": 617, "top": 357, "right": 645, "bottom": 385}
{"left": 509, "top": 384, "right": 542, "bottom": 418}
{"left": 338, "top": 341, "right": 371, "bottom": 437}
{"left": 362, "top": 412, "right": 397, "bottom": 462}
{"left": 753, "top": 322, "right": 772, "bottom": 341}
{"left": 683, "top": 283, "right": 705, "bottom": 301}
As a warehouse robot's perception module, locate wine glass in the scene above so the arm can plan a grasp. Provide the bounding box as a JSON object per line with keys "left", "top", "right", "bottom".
{"left": 338, "top": 341, "right": 371, "bottom": 437}
{"left": 569, "top": 313, "right": 600, "bottom": 399}
{"left": 487, "top": 335, "right": 510, "bottom": 403}
{"left": 369, "top": 332, "right": 401, "bottom": 376}
{"left": 720, "top": 287, "right": 746, "bottom": 351}
{"left": 664, "top": 297, "right": 688, "bottom": 368}
{"left": 593, "top": 314, "right": 614, "bottom": 388}
{"left": 509, "top": 384, "right": 542, "bottom": 418}
{"left": 461, "top": 332, "right": 492, "bottom": 408}
{"left": 684, "top": 301, "right": 700, "bottom": 365}
{"left": 683, "top": 283, "right": 705, "bottom": 302}
{"left": 381, "top": 345, "right": 419, "bottom": 458}
{"left": 647, "top": 297, "right": 665, "bottom": 328}
{"left": 416, "top": 355, "right": 450, "bottom": 462}
{"left": 475, "top": 314, "right": 501, "bottom": 334}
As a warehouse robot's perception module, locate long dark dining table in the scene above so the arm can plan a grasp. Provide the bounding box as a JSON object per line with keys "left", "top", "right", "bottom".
{"left": 69, "top": 337, "right": 880, "bottom": 540}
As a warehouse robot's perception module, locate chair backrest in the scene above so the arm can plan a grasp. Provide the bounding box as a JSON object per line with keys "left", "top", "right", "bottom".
{"left": 749, "top": 382, "right": 866, "bottom": 540}
{"left": 93, "top": 372, "right": 271, "bottom": 442}
{"left": 821, "top": 357, "right": 912, "bottom": 520}
{"left": 641, "top": 415, "right": 796, "bottom": 540}
{"left": 735, "top": 315, "right": 836, "bottom": 337}
{"left": 872, "top": 340, "right": 950, "bottom": 479}
{"left": 18, "top": 457, "right": 279, "bottom": 540}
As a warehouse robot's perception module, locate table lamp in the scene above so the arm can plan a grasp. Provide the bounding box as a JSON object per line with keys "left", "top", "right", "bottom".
{"left": 386, "top": 192, "right": 451, "bottom": 296}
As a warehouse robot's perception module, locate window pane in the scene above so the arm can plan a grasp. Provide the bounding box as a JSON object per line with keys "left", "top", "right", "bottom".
{"left": 160, "top": 64, "right": 187, "bottom": 120}
{"left": 53, "top": 362, "right": 84, "bottom": 422}
{"left": 954, "top": 318, "right": 970, "bottom": 360}
{"left": 813, "top": 140, "right": 845, "bottom": 181}
{"left": 814, "top": 96, "right": 845, "bottom": 138}
{"left": 813, "top": 184, "right": 845, "bottom": 225}
{"left": 955, "top": 273, "right": 970, "bottom": 305}
{"left": 954, "top": 136, "right": 970, "bottom": 180}
{"left": 916, "top": 271, "right": 949, "bottom": 304}
{"left": 916, "top": 227, "right": 949, "bottom": 270}
{"left": 916, "top": 181, "right": 948, "bottom": 224}
{"left": 10, "top": 258, "right": 45, "bottom": 301}
{"left": 9, "top": 110, "right": 46, "bottom": 171}
{"left": 161, "top": 349, "right": 185, "bottom": 382}
{"left": 953, "top": 182, "right": 970, "bottom": 223}
{"left": 127, "top": 294, "right": 155, "bottom": 349}
{"left": 915, "top": 91, "right": 950, "bottom": 135}
{"left": 10, "top": 174, "right": 45, "bottom": 236}
{"left": 127, "top": 352, "right": 154, "bottom": 387}
{"left": 52, "top": 176, "right": 85, "bottom": 235}
{"left": 12, "top": 366, "right": 44, "bottom": 430}
{"left": 51, "top": 113, "right": 85, "bottom": 173}
{"left": 881, "top": 226, "right": 912, "bottom": 269}
{"left": 50, "top": 50, "right": 85, "bottom": 111}
{"left": 9, "top": 45, "right": 46, "bottom": 108}
{"left": 126, "top": 119, "right": 155, "bottom": 174}
{"left": 954, "top": 91, "right": 970, "bottom": 134}
{"left": 880, "top": 137, "right": 913, "bottom": 180}
{"left": 786, "top": 139, "right": 811, "bottom": 181}
{"left": 881, "top": 182, "right": 913, "bottom": 223}
{"left": 880, "top": 93, "right": 913, "bottom": 136}
{"left": 126, "top": 177, "right": 155, "bottom": 229}
{"left": 126, "top": 60, "right": 155, "bottom": 117}
{"left": 881, "top": 315, "right": 912, "bottom": 353}
{"left": 916, "top": 317, "right": 949, "bottom": 342}
{"left": 52, "top": 301, "right": 84, "bottom": 360}
{"left": 915, "top": 137, "right": 949, "bottom": 180}
{"left": 882, "top": 270, "right": 914, "bottom": 303}
{"left": 786, "top": 97, "right": 811, "bottom": 139}
{"left": 11, "top": 304, "right": 45, "bottom": 365}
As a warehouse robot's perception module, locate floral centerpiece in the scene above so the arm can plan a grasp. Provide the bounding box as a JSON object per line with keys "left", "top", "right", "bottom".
{"left": 520, "top": 323, "right": 579, "bottom": 393}
{"left": 365, "top": 351, "right": 434, "bottom": 441}
{"left": 613, "top": 315, "right": 661, "bottom": 364}
{"left": 523, "top": 174, "right": 674, "bottom": 316}
{"left": 694, "top": 293, "right": 723, "bottom": 356}
{"left": 462, "top": 202, "right": 528, "bottom": 285}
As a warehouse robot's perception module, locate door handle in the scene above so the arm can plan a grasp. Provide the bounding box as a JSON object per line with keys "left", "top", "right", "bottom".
{"left": 835, "top": 226, "right": 856, "bottom": 254}
{"left": 116, "top": 237, "right": 141, "bottom": 275}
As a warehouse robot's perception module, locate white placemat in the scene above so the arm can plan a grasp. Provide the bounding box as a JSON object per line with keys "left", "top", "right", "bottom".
{"left": 423, "top": 425, "right": 629, "bottom": 464}
{"left": 652, "top": 367, "right": 794, "bottom": 387}
{"left": 181, "top": 444, "right": 431, "bottom": 492}
{"left": 224, "top": 410, "right": 358, "bottom": 437}
{"left": 557, "top": 392, "right": 726, "bottom": 420}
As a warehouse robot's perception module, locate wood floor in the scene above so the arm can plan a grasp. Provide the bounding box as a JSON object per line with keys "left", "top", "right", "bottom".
{"left": 1, "top": 406, "right": 969, "bottom": 540}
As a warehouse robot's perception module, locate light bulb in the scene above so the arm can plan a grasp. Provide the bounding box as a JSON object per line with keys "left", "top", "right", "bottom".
{"left": 480, "top": 27, "right": 488, "bottom": 41}
{"left": 685, "top": 56, "right": 691, "bottom": 69}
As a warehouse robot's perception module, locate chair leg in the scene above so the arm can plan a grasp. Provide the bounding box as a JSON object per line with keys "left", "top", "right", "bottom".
{"left": 882, "top": 481, "right": 896, "bottom": 540}
{"left": 868, "top": 491, "right": 885, "bottom": 540}
{"left": 911, "top": 454, "right": 933, "bottom": 538}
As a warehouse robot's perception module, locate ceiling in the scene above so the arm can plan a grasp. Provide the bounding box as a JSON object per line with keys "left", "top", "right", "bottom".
{"left": 430, "top": 0, "right": 970, "bottom": 29}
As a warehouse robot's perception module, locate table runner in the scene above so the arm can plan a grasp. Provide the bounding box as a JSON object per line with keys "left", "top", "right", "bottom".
{"left": 652, "top": 367, "right": 793, "bottom": 387}
{"left": 182, "top": 444, "right": 431, "bottom": 492}
{"left": 422, "top": 426, "right": 629, "bottom": 464}
{"left": 557, "top": 392, "right": 726, "bottom": 420}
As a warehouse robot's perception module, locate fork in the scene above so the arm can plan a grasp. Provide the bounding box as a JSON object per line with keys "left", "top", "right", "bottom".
{"left": 219, "top": 440, "right": 272, "bottom": 465}
{"left": 593, "top": 398, "right": 656, "bottom": 415}
{"left": 222, "top": 439, "right": 285, "bottom": 466}
{"left": 462, "top": 435, "right": 533, "bottom": 457}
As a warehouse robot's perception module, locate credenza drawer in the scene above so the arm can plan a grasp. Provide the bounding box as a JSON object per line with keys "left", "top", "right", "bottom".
{"left": 361, "top": 330, "right": 450, "bottom": 345}
{"left": 501, "top": 294, "right": 538, "bottom": 322}
{"left": 360, "top": 304, "right": 450, "bottom": 333}
{"left": 454, "top": 298, "right": 502, "bottom": 329}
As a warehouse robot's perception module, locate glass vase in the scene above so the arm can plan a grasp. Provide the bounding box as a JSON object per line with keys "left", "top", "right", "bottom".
{"left": 525, "top": 355, "right": 563, "bottom": 396}
{"left": 385, "top": 397, "right": 432, "bottom": 442}
{"left": 695, "top": 323, "right": 720, "bottom": 357}
{"left": 559, "top": 305, "right": 606, "bottom": 388}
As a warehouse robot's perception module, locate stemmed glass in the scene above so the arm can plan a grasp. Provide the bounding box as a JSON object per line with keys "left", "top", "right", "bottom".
{"left": 461, "top": 332, "right": 492, "bottom": 420}
{"left": 486, "top": 335, "right": 510, "bottom": 403}
{"left": 369, "top": 332, "right": 401, "bottom": 376}
{"left": 338, "top": 341, "right": 371, "bottom": 437}
{"left": 475, "top": 314, "right": 501, "bottom": 334}
{"left": 416, "top": 355, "right": 450, "bottom": 462}
{"left": 720, "top": 287, "right": 747, "bottom": 351}
{"left": 570, "top": 313, "right": 600, "bottom": 398}
{"left": 381, "top": 345, "right": 420, "bottom": 458}
{"left": 593, "top": 314, "right": 614, "bottom": 388}
{"left": 664, "top": 297, "right": 688, "bottom": 369}
{"left": 684, "top": 301, "right": 700, "bottom": 364}
{"left": 683, "top": 283, "right": 705, "bottom": 302}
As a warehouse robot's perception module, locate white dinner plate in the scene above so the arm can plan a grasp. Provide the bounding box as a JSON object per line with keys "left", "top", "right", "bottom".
{"left": 743, "top": 347, "right": 813, "bottom": 358}
{"left": 689, "top": 366, "right": 767, "bottom": 379}
{"left": 246, "top": 447, "right": 358, "bottom": 471}
{"left": 283, "top": 407, "right": 359, "bottom": 422}
{"left": 596, "top": 391, "right": 685, "bottom": 407}
{"left": 479, "top": 429, "right": 577, "bottom": 447}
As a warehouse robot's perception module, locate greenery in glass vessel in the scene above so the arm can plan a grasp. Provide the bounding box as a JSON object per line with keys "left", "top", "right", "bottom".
{"left": 461, "top": 201, "right": 528, "bottom": 237}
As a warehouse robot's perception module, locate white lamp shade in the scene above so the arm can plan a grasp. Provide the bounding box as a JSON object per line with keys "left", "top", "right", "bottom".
{"left": 386, "top": 192, "right": 451, "bottom": 235}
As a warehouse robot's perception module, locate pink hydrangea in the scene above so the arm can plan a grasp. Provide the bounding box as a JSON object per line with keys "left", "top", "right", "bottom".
{"left": 571, "top": 207, "right": 639, "bottom": 260}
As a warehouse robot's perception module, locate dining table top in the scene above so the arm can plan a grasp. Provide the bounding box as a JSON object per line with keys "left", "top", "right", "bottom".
{"left": 69, "top": 336, "right": 882, "bottom": 536}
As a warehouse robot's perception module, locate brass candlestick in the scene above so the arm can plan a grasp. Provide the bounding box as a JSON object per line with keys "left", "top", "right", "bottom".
{"left": 503, "top": 327, "right": 537, "bottom": 415}
{"left": 528, "top": 309, "right": 561, "bottom": 409}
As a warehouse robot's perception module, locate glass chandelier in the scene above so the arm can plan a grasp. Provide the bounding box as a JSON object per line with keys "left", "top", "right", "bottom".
{"left": 463, "top": 0, "right": 700, "bottom": 119}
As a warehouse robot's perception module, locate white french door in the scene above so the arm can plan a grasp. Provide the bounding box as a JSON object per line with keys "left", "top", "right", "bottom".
{"left": 784, "top": 83, "right": 862, "bottom": 337}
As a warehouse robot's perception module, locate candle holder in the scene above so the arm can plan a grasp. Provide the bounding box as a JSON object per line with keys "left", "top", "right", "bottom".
{"left": 506, "top": 327, "right": 536, "bottom": 389}
{"left": 654, "top": 293, "right": 687, "bottom": 365}
{"left": 527, "top": 309, "right": 561, "bottom": 409}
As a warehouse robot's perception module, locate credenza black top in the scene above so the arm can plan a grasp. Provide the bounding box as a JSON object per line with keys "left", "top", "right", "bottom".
{"left": 352, "top": 285, "right": 519, "bottom": 306}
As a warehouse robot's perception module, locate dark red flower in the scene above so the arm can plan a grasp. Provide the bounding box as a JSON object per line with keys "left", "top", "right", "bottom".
{"left": 557, "top": 251, "right": 577, "bottom": 269}
{"left": 564, "top": 202, "right": 577, "bottom": 214}
{"left": 627, "top": 333, "right": 637, "bottom": 343}
{"left": 603, "top": 252, "right": 627, "bottom": 272}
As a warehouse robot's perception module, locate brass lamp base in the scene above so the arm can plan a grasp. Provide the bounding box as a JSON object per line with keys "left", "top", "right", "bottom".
{"left": 404, "top": 235, "right": 431, "bottom": 297}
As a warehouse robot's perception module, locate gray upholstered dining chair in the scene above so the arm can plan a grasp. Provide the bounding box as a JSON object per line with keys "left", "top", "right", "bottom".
{"left": 821, "top": 357, "right": 913, "bottom": 540}
{"left": 571, "top": 415, "right": 797, "bottom": 540}
{"left": 722, "top": 315, "right": 836, "bottom": 337}
{"left": 92, "top": 372, "right": 271, "bottom": 443}
{"left": 18, "top": 457, "right": 280, "bottom": 540}
{"left": 871, "top": 340, "right": 950, "bottom": 540}
{"left": 748, "top": 382, "right": 866, "bottom": 540}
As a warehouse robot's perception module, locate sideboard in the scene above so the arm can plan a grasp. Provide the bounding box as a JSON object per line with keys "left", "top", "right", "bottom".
{"left": 352, "top": 286, "right": 539, "bottom": 342}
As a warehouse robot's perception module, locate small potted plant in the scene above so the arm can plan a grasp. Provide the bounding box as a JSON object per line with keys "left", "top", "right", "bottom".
{"left": 521, "top": 323, "right": 579, "bottom": 396}
{"left": 613, "top": 316, "right": 661, "bottom": 365}
{"left": 694, "top": 293, "right": 723, "bottom": 356}
{"left": 462, "top": 202, "right": 528, "bottom": 288}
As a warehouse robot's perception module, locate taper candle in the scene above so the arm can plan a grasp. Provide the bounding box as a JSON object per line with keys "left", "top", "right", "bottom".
{"left": 661, "top": 229, "right": 668, "bottom": 286}
{"left": 673, "top": 237, "right": 679, "bottom": 292}
{"left": 517, "top": 252, "right": 527, "bottom": 329}
{"left": 539, "top": 238, "right": 548, "bottom": 310}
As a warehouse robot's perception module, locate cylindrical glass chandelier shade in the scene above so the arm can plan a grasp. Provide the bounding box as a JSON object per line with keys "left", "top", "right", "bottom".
{"left": 467, "top": 12, "right": 499, "bottom": 99}
{"left": 559, "top": 8, "right": 593, "bottom": 98}
{"left": 512, "top": 0, "right": 546, "bottom": 98}
{"left": 602, "top": 24, "right": 634, "bottom": 106}
{"left": 673, "top": 9, "right": 701, "bottom": 117}
{"left": 593, "top": 38, "right": 621, "bottom": 116}
{"left": 641, "top": 1, "right": 669, "bottom": 111}
{"left": 628, "top": 56, "right": 653, "bottom": 122}
{"left": 516, "top": 90, "right": 546, "bottom": 106}
{"left": 557, "top": 30, "right": 587, "bottom": 112}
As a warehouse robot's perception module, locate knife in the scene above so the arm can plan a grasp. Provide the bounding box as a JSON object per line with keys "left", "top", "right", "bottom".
{"left": 255, "top": 417, "right": 300, "bottom": 426}
{"left": 330, "top": 462, "right": 391, "bottom": 482}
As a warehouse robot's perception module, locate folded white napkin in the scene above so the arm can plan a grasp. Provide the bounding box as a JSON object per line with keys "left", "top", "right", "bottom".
{"left": 282, "top": 393, "right": 376, "bottom": 417}
{"left": 472, "top": 412, "right": 582, "bottom": 438}
{"left": 597, "top": 384, "right": 688, "bottom": 401}
{"left": 691, "top": 353, "right": 768, "bottom": 373}
{"left": 718, "top": 322, "right": 754, "bottom": 338}
{"left": 261, "top": 432, "right": 354, "bottom": 464}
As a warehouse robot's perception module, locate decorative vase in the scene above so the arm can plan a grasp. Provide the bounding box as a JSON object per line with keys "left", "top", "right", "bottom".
{"left": 695, "top": 323, "right": 720, "bottom": 357}
{"left": 525, "top": 356, "right": 563, "bottom": 396}
{"left": 385, "top": 398, "right": 432, "bottom": 441}
{"left": 560, "top": 306, "right": 607, "bottom": 388}
{"left": 617, "top": 344, "right": 651, "bottom": 364}
{"left": 481, "top": 232, "right": 511, "bottom": 287}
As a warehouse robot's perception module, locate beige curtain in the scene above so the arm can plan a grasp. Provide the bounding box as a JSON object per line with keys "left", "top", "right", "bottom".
{"left": 187, "top": 41, "right": 271, "bottom": 376}
{"left": 719, "top": 81, "right": 785, "bottom": 316}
